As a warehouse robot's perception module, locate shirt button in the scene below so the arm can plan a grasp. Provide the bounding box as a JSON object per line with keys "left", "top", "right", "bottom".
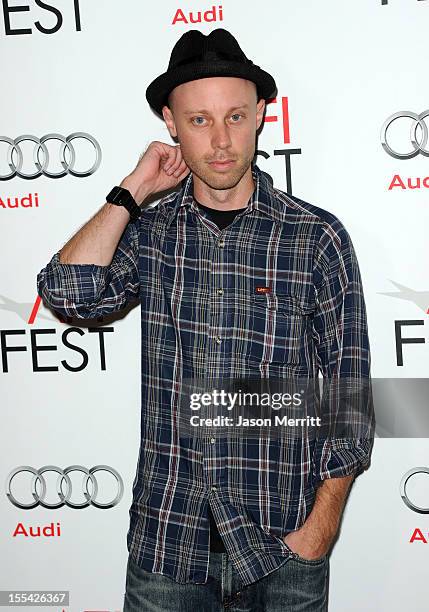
{"left": 218, "top": 239, "right": 225, "bottom": 248}
{"left": 214, "top": 336, "right": 222, "bottom": 344}
{"left": 210, "top": 437, "right": 216, "bottom": 444}
{"left": 217, "top": 288, "right": 224, "bottom": 296}
{"left": 211, "top": 485, "right": 217, "bottom": 491}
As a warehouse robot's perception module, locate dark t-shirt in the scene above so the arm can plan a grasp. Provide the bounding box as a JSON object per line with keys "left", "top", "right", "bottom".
{"left": 194, "top": 197, "right": 245, "bottom": 552}
{"left": 195, "top": 198, "right": 246, "bottom": 230}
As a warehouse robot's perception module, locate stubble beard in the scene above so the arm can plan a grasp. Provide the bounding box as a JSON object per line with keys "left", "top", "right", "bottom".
{"left": 184, "top": 152, "right": 254, "bottom": 191}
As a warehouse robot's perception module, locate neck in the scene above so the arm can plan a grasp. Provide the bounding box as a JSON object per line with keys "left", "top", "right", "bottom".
{"left": 192, "top": 164, "right": 254, "bottom": 211}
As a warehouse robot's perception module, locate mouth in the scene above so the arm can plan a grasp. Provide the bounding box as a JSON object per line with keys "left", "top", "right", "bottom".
{"left": 208, "top": 160, "right": 236, "bottom": 171}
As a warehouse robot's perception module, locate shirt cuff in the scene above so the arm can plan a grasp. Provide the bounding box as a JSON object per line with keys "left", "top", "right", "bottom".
{"left": 37, "top": 251, "right": 111, "bottom": 318}
{"left": 312, "top": 437, "right": 374, "bottom": 483}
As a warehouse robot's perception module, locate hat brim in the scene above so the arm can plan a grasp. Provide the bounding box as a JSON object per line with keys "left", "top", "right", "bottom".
{"left": 146, "top": 61, "right": 277, "bottom": 117}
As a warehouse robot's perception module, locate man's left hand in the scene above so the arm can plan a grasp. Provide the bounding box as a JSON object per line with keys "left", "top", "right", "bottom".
{"left": 282, "top": 474, "right": 355, "bottom": 561}
{"left": 282, "top": 521, "right": 336, "bottom": 561}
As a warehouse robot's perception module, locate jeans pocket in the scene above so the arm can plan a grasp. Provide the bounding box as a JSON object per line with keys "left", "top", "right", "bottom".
{"left": 280, "top": 533, "right": 328, "bottom": 565}
{"left": 290, "top": 552, "right": 328, "bottom": 566}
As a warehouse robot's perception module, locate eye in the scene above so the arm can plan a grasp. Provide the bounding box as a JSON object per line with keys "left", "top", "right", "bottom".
{"left": 191, "top": 116, "right": 206, "bottom": 126}
{"left": 230, "top": 114, "right": 243, "bottom": 122}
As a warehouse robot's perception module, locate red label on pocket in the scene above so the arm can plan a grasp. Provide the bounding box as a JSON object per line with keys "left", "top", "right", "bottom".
{"left": 255, "top": 286, "right": 271, "bottom": 294}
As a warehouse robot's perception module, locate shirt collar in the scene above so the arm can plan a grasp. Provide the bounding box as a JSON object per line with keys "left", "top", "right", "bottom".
{"left": 164, "top": 161, "right": 286, "bottom": 231}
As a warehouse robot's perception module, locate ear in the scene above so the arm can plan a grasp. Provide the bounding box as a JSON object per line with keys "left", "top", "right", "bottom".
{"left": 256, "top": 98, "right": 266, "bottom": 131}
{"left": 162, "top": 105, "right": 178, "bottom": 138}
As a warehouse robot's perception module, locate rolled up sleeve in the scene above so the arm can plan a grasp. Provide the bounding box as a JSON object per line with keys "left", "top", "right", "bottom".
{"left": 311, "top": 218, "right": 375, "bottom": 483}
{"left": 36, "top": 219, "right": 140, "bottom": 319}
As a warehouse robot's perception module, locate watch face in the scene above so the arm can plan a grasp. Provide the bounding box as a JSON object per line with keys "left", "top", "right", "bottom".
{"left": 108, "top": 187, "right": 130, "bottom": 204}
{"left": 106, "top": 187, "right": 140, "bottom": 221}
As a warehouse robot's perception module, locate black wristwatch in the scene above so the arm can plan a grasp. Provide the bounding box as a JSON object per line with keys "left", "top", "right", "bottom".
{"left": 106, "top": 186, "right": 142, "bottom": 223}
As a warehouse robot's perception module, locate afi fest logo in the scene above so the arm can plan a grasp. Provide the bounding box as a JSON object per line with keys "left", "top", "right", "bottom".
{"left": 381, "top": 110, "right": 429, "bottom": 191}
{"left": 0, "top": 293, "right": 114, "bottom": 373}
{"left": 1, "top": 0, "right": 82, "bottom": 35}
{"left": 257, "top": 96, "right": 301, "bottom": 195}
{"left": 379, "top": 281, "right": 429, "bottom": 366}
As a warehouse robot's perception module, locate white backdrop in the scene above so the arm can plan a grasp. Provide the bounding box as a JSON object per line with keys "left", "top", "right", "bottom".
{"left": 1, "top": 1, "right": 428, "bottom": 610}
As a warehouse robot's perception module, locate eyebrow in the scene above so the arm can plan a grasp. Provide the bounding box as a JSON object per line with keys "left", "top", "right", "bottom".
{"left": 183, "top": 103, "right": 250, "bottom": 116}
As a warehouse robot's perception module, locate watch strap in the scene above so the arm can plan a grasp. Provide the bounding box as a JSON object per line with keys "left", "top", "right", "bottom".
{"left": 106, "top": 186, "right": 142, "bottom": 222}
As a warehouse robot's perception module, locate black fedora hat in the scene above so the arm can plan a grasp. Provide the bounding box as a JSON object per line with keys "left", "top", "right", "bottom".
{"left": 146, "top": 28, "right": 277, "bottom": 117}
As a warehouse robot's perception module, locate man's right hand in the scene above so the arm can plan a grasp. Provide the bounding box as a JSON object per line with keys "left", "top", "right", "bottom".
{"left": 121, "top": 141, "right": 191, "bottom": 206}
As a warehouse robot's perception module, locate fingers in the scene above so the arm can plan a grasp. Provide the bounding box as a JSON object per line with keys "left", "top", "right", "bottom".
{"left": 164, "top": 147, "right": 180, "bottom": 173}
{"left": 164, "top": 146, "right": 183, "bottom": 176}
{"left": 175, "top": 160, "right": 190, "bottom": 181}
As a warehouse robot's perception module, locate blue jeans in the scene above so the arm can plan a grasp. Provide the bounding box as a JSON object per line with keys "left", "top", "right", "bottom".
{"left": 123, "top": 550, "right": 329, "bottom": 611}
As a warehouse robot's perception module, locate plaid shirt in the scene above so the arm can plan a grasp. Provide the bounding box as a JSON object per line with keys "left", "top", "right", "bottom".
{"left": 37, "top": 161, "right": 374, "bottom": 587}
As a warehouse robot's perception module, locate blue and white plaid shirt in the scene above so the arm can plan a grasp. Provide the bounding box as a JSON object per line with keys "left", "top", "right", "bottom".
{"left": 37, "top": 161, "right": 374, "bottom": 587}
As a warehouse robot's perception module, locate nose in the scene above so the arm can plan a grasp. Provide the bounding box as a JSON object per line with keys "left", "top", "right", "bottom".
{"left": 211, "top": 121, "right": 232, "bottom": 150}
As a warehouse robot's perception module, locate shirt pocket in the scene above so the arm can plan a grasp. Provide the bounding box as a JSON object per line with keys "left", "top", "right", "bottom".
{"left": 233, "top": 293, "right": 311, "bottom": 367}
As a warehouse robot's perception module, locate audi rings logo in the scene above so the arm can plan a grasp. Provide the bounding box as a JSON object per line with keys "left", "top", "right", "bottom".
{"left": 381, "top": 110, "right": 429, "bottom": 160}
{"left": 0, "top": 133, "right": 102, "bottom": 180}
{"left": 6, "top": 465, "right": 123, "bottom": 509}
{"left": 400, "top": 467, "right": 429, "bottom": 514}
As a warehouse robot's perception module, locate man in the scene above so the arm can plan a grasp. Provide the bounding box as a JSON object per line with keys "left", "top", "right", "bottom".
{"left": 37, "top": 28, "right": 375, "bottom": 612}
